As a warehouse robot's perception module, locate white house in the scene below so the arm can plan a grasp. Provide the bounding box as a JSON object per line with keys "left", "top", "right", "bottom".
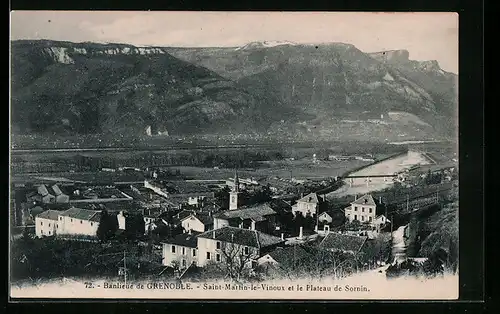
{"left": 291, "top": 193, "right": 321, "bottom": 217}
{"left": 35, "top": 210, "right": 60, "bottom": 238}
{"left": 344, "top": 194, "right": 377, "bottom": 224}
{"left": 57, "top": 207, "right": 101, "bottom": 237}
{"left": 318, "top": 211, "right": 333, "bottom": 224}
{"left": 181, "top": 213, "right": 213, "bottom": 233}
{"left": 195, "top": 226, "right": 284, "bottom": 267}
{"left": 373, "top": 214, "right": 391, "bottom": 230}
{"left": 162, "top": 231, "right": 199, "bottom": 269}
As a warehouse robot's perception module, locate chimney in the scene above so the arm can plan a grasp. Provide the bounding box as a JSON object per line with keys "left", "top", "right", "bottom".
{"left": 188, "top": 229, "right": 192, "bottom": 235}
{"left": 379, "top": 196, "right": 382, "bottom": 204}
{"left": 251, "top": 220, "right": 256, "bottom": 231}
{"left": 354, "top": 194, "right": 357, "bottom": 201}
{"left": 298, "top": 226, "right": 303, "bottom": 240}
{"left": 281, "top": 233, "right": 284, "bottom": 241}
{"left": 212, "top": 230, "right": 215, "bottom": 239}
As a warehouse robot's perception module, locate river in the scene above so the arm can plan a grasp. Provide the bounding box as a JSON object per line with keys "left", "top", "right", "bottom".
{"left": 327, "top": 150, "right": 432, "bottom": 197}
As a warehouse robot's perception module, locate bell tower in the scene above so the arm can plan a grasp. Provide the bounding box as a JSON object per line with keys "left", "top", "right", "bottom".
{"left": 229, "top": 169, "right": 241, "bottom": 210}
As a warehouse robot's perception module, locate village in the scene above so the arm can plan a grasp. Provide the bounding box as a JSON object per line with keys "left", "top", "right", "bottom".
{"left": 10, "top": 147, "right": 458, "bottom": 283}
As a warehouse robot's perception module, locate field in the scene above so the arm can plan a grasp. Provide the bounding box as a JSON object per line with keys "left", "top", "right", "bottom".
{"left": 168, "top": 159, "right": 369, "bottom": 181}
{"left": 11, "top": 140, "right": 405, "bottom": 185}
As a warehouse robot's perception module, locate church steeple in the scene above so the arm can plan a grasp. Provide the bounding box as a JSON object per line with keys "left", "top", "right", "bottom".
{"left": 229, "top": 168, "right": 241, "bottom": 210}
{"left": 233, "top": 168, "right": 240, "bottom": 192}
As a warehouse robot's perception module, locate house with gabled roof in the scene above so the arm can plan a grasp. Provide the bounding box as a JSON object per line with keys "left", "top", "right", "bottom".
{"left": 344, "top": 194, "right": 377, "bottom": 224}
{"left": 181, "top": 212, "right": 214, "bottom": 233}
{"left": 291, "top": 192, "right": 322, "bottom": 217}
{"left": 162, "top": 231, "right": 201, "bottom": 269}
{"left": 213, "top": 203, "right": 276, "bottom": 233}
{"left": 196, "top": 226, "right": 284, "bottom": 267}
{"left": 373, "top": 214, "right": 391, "bottom": 230}
{"left": 57, "top": 207, "right": 101, "bottom": 237}
{"left": 35, "top": 210, "right": 60, "bottom": 238}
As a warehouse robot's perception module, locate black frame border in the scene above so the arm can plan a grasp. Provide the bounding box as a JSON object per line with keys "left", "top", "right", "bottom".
{"left": 7, "top": 0, "right": 486, "bottom": 312}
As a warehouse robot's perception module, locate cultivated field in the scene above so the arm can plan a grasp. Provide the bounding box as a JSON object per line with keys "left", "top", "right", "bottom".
{"left": 154, "top": 158, "right": 369, "bottom": 181}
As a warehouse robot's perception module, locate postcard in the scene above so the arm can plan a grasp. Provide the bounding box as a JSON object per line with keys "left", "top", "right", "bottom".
{"left": 9, "top": 11, "right": 459, "bottom": 300}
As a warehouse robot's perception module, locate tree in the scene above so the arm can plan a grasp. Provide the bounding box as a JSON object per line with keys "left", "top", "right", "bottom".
{"left": 359, "top": 233, "right": 392, "bottom": 267}
{"left": 96, "top": 210, "right": 118, "bottom": 242}
{"left": 125, "top": 212, "right": 145, "bottom": 239}
{"left": 213, "top": 242, "right": 256, "bottom": 282}
{"left": 345, "top": 219, "right": 362, "bottom": 231}
{"left": 291, "top": 212, "right": 306, "bottom": 234}
{"left": 215, "top": 186, "right": 230, "bottom": 210}
{"left": 303, "top": 213, "right": 316, "bottom": 231}
{"left": 275, "top": 246, "right": 357, "bottom": 280}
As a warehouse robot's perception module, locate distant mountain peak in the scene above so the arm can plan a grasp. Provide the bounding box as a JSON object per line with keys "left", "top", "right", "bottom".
{"left": 235, "top": 40, "right": 297, "bottom": 50}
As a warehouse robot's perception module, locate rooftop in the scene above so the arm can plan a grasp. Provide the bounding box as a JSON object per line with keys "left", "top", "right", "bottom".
{"left": 36, "top": 209, "right": 61, "bottom": 221}
{"left": 162, "top": 231, "right": 201, "bottom": 248}
{"left": 181, "top": 213, "right": 214, "bottom": 225}
{"left": 37, "top": 184, "right": 50, "bottom": 196}
{"left": 213, "top": 203, "right": 276, "bottom": 221}
{"left": 319, "top": 232, "right": 367, "bottom": 253}
{"left": 60, "top": 207, "right": 101, "bottom": 222}
{"left": 265, "top": 245, "right": 311, "bottom": 265}
{"left": 297, "top": 193, "right": 320, "bottom": 204}
{"left": 172, "top": 210, "right": 197, "bottom": 222}
{"left": 351, "top": 194, "right": 376, "bottom": 206}
{"left": 198, "top": 226, "right": 284, "bottom": 248}
{"left": 51, "top": 184, "right": 64, "bottom": 196}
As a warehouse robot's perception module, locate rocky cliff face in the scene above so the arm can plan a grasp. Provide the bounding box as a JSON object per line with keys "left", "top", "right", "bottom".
{"left": 11, "top": 40, "right": 295, "bottom": 136}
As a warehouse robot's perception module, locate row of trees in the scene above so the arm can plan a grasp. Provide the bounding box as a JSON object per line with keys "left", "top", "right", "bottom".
{"left": 14, "top": 149, "right": 291, "bottom": 174}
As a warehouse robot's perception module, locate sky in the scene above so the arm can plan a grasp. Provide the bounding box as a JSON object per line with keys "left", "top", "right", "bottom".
{"left": 10, "top": 11, "right": 458, "bottom": 73}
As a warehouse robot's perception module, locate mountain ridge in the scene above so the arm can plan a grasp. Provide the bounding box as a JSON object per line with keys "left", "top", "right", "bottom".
{"left": 10, "top": 39, "right": 457, "bottom": 141}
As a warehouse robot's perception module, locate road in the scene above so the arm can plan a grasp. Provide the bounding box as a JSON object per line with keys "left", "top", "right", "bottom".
{"left": 391, "top": 225, "right": 408, "bottom": 264}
